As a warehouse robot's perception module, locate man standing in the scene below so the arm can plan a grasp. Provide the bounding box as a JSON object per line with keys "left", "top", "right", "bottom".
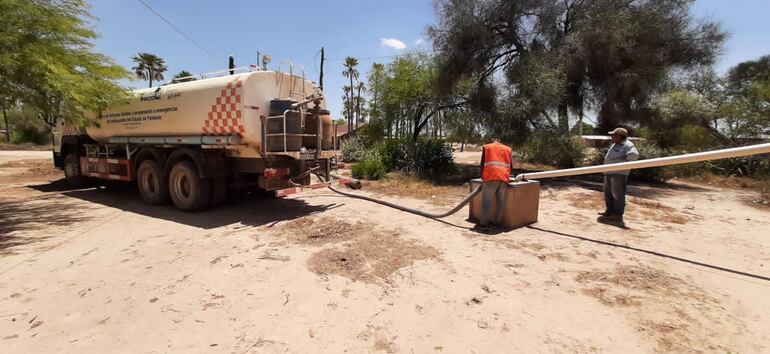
{"left": 478, "top": 137, "right": 513, "bottom": 230}
{"left": 598, "top": 128, "right": 639, "bottom": 225}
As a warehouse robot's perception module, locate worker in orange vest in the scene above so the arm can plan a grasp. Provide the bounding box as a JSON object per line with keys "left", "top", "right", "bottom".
{"left": 478, "top": 137, "right": 513, "bottom": 230}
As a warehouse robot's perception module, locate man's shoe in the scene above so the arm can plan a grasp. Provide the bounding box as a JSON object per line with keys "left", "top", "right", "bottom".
{"left": 598, "top": 215, "right": 626, "bottom": 226}
{"left": 597, "top": 211, "right": 610, "bottom": 216}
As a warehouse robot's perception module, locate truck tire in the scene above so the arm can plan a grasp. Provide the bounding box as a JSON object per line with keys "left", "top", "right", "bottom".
{"left": 63, "top": 153, "right": 86, "bottom": 188}
{"left": 210, "top": 177, "right": 228, "bottom": 207}
{"left": 137, "top": 160, "right": 169, "bottom": 205}
{"left": 168, "top": 160, "right": 211, "bottom": 211}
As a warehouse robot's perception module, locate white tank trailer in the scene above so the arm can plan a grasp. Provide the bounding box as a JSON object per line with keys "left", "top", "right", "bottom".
{"left": 53, "top": 68, "right": 336, "bottom": 211}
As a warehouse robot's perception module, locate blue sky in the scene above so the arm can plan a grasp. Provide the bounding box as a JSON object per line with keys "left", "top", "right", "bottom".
{"left": 88, "top": 0, "right": 770, "bottom": 117}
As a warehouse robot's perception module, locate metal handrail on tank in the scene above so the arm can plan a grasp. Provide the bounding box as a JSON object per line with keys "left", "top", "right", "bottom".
{"left": 263, "top": 93, "right": 324, "bottom": 155}
{"left": 290, "top": 65, "right": 307, "bottom": 100}
{"left": 275, "top": 61, "right": 294, "bottom": 98}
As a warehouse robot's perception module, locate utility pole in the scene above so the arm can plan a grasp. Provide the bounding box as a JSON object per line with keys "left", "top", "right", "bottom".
{"left": 319, "top": 47, "right": 324, "bottom": 91}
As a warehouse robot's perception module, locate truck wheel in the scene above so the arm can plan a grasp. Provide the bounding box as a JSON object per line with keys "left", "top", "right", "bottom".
{"left": 63, "top": 153, "right": 86, "bottom": 188}
{"left": 210, "top": 177, "right": 228, "bottom": 207}
{"left": 137, "top": 160, "right": 169, "bottom": 205}
{"left": 168, "top": 160, "right": 211, "bottom": 211}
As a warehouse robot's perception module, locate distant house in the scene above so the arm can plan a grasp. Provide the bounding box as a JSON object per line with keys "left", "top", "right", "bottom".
{"left": 333, "top": 122, "right": 365, "bottom": 147}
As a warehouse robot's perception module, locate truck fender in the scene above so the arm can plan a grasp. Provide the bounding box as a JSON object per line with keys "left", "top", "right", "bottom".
{"left": 165, "top": 148, "right": 230, "bottom": 179}
{"left": 135, "top": 147, "right": 167, "bottom": 175}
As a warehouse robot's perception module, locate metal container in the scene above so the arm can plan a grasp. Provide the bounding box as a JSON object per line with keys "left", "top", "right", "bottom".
{"left": 468, "top": 179, "right": 540, "bottom": 229}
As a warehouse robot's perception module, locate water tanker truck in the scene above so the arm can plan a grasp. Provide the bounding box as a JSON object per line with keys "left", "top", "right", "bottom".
{"left": 52, "top": 66, "right": 336, "bottom": 211}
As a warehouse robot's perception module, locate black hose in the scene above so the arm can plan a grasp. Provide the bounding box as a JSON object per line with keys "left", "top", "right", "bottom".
{"left": 325, "top": 183, "right": 482, "bottom": 219}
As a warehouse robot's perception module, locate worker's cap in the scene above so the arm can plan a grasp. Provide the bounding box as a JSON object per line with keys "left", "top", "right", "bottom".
{"left": 608, "top": 127, "right": 628, "bottom": 136}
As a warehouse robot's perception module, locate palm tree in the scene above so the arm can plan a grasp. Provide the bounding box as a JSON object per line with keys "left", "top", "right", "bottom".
{"left": 132, "top": 52, "right": 167, "bottom": 88}
{"left": 342, "top": 57, "right": 359, "bottom": 134}
{"left": 172, "top": 70, "right": 196, "bottom": 83}
{"left": 355, "top": 81, "right": 366, "bottom": 125}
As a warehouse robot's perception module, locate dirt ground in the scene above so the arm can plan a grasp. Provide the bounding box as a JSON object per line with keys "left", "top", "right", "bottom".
{"left": 1, "top": 151, "right": 769, "bottom": 353}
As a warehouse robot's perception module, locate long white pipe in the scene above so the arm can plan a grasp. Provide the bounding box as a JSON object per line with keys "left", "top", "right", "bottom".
{"left": 513, "top": 143, "right": 770, "bottom": 181}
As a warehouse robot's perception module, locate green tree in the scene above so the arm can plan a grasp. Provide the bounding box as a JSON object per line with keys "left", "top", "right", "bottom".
{"left": 727, "top": 55, "right": 770, "bottom": 88}
{"left": 0, "top": 0, "right": 130, "bottom": 129}
{"left": 375, "top": 54, "right": 471, "bottom": 142}
{"left": 172, "top": 70, "right": 196, "bottom": 83}
{"left": 355, "top": 81, "right": 367, "bottom": 125}
{"left": 132, "top": 52, "right": 167, "bottom": 88}
{"left": 367, "top": 63, "right": 386, "bottom": 122}
{"left": 340, "top": 85, "right": 353, "bottom": 122}
{"left": 429, "top": 0, "right": 725, "bottom": 134}
{"left": 342, "top": 57, "right": 359, "bottom": 134}
{"left": 650, "top": 58, "right": 770, "bottom": 148}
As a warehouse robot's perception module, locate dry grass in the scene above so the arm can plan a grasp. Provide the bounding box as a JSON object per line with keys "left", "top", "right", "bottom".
{"left": 0, "top": 159, "right": 60, "bottom": 184}
{"left": 278, "top": 217, "right": 362, "bottom": 246}
{"left": 576, "top": 265, "right": 725, "bottom": 352}
{"left": 683, "top": 173, "right": 770, "bottom": 192}
{"left": 576, "top": 265, "right": 695, "bottom": 303}
{"left": 0, "top": 143, "right": 53, "bottom": 151}
{"left": 307, "top": 227, "right": 439, "bottom": 284}
{"left": 274, "top": 216, "right": 440, "bottom": 284}
{"left": 683, "top": 173, "right": 770, "bottom": 210}
{"left": 362, "top": 174, "right": 468, "bottom": 206}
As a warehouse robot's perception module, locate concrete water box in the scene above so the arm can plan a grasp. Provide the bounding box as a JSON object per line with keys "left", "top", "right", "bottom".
{"left": 468, "top": 179, "right": 540, "bottom": 229}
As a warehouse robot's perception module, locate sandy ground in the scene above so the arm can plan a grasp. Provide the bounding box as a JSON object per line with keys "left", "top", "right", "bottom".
{"left": 0, "top": 150, "right": 51, "bottom": 164}
{"left": 1, "top": 151, "right": 769, "bottom": 353}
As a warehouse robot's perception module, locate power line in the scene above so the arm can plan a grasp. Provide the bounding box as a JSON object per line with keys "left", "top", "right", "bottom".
{"left": 324, "top": 50, "right": 437, "bottom": 62}
{"left": 135, "top": 0, "right": 224, "bottom": 63}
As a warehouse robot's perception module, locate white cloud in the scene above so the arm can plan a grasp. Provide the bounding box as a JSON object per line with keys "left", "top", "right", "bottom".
{"left": 414, "top": 38, "right": 426, "bottom": 46}
{"left": 380, "top": 38, "right": 406, "bottom": 50}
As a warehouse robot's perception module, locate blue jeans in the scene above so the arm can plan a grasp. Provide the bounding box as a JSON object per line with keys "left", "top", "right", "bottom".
{"left": 603, "top": 175, "right": 628, "bottom": 218}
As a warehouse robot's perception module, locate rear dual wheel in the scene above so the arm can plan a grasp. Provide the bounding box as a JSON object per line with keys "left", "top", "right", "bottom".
{"left": 168, "top": 161, "right": 212, "bottom": 211}
{"left": 137, "top": 160, "right": 169, "bottom": 205}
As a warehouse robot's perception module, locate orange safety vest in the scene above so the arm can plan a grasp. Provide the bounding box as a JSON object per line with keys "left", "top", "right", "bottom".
{"left": 482, "top": 142, "right": 512, "bottom": 182}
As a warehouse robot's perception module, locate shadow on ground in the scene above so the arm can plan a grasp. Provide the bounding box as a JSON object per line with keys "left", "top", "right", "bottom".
{"left": 528, "top": 225, "right": 770, "bottom": 282}
{"left": 540, "top": 177, "right": 711, "bottom": 200}
{"left": 27, "top": 180, "right": 342, "bottom": 230}
{"left": 0, "top": 194, "right": 94, "bottom": 256}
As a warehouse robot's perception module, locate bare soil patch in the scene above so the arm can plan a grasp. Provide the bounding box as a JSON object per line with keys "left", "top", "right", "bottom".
{"left": 306, "top": 221, "right": 439, "bottom": 284}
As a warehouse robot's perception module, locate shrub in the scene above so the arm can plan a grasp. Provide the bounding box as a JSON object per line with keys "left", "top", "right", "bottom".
{"left": 522, "top": 134, "right": 584, "bottom": 168}
{"left": 630, "top": 141, "right": 670, "bottom": 182}
{"left": 671, "top": 153, "right": 770, "bottom": 178}
{"left": 375, "top": 138, "right": 455, "bottom": 179}
{"left": 339, "top": 135, "right": 373, "bottom": 162}
{"left": 10, "top": 122, "right": 51, "bottom": 145}
{"left": 351, "top": 158, "right": 387, "bottom": 180}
